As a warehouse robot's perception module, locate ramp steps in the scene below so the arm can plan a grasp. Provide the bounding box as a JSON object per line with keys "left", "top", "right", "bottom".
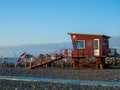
{"left": 28, "top": 56, "right": 64, "bottom": 69}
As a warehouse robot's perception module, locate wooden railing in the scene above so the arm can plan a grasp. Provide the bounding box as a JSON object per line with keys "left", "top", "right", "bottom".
{"left": 28, "top": 56, "right": 64, "bottom": 69}
{"left": 72, "top": 49, "right": 94, "bottom": 58}
{"left": 27, "top": 49, "right": 73, "bottom": 69}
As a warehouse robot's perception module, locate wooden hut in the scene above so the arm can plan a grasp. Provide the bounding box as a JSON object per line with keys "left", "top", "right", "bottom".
{"left": 68, "top": 32, "right": 110, "bottom": 69}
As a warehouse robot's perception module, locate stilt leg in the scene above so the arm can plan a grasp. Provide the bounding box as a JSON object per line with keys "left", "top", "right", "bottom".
{"left": 96, "top": 58, "right": 99, "bottom": 69}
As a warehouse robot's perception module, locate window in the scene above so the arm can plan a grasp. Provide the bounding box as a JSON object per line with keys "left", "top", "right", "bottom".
{"left": 93, "top": 39, "right": 99, "bottom": 49}
{"left": 75, "top": 40, "right": 85, "bottom": 49}
{"left": 102, "top": 38, "right": 108, "bottom": 46}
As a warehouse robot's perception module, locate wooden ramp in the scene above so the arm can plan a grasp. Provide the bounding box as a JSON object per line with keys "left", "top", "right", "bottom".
{"left": 28, "top": 56, "right": 64, "bottom": 69}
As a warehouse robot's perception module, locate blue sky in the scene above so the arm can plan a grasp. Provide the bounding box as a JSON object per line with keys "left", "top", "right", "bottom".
{"left": 0, "top": 0, "right": 120, "bottom": 46}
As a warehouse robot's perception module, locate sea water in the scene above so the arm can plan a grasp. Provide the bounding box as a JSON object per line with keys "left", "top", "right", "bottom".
{"left": 0, "top": 75, "right": 120, "bottom": 86}
{"left": 1, "top": 57, "right": 15, "bottom": 63}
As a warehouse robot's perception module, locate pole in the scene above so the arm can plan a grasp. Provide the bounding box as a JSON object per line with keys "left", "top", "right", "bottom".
{"left": 61, "top": 59, "right": 64, "bottom": 68}
{"left": 0, "top": 56, "right": 2, "bottom": 68}
{"left": 46, "top": 54, "right": 48, "bottom": 68}
{"left": 96, "top": 58, "right": 99, "bottom": 70}
{"left": 24, "top": 58, "right": 27, "bottom": 69}
{"left": 14, "top": 55, "right": 17, "bottom": 68}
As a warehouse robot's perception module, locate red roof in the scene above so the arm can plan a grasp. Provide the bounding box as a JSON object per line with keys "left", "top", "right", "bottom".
{"left": 67, "top": 32, "right": 111, "bottom": 38}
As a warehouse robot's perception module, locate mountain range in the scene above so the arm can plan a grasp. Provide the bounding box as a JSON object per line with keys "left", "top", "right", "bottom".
{"left": 0, "top": 42, "right": 72, "bottom": 57}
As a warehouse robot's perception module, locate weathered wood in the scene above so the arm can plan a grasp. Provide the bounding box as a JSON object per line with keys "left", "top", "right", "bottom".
{"left": 96, "top": 58, "right": 99, "bottom": 69}
{"left": 28, "top": 56, "right": 64, "bottom": 69}
{"left": 14, "top": 55, "right": 17, "bottom": 68}
{"left": 24, "top": 58, "right": 27, "bottom": 69}
{"left": 72, "top": 58, "right": 105, "bottom": 69}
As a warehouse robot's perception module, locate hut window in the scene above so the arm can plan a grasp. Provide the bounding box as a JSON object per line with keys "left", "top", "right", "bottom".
{"left": 102, "top": 38, "right": 108, "bottom": 46}
{"left": 75, "top": 40, "right": 85, "bottom": 49}
{"left": 93, "top": 39, "right": 99, "bottom": 49}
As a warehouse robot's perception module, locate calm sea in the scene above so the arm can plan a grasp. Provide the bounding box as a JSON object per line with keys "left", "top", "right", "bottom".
{"left": 1, "top": 57, "right": 15, "bottom": 63}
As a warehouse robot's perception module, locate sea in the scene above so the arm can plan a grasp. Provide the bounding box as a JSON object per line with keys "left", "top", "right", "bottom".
{"left": 1, "top": 57, "right": 15, "bottom": 63}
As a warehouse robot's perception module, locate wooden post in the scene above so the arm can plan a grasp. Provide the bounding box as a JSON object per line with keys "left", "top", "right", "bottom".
{"left": 61, "top": 59, "right": 64, "bottom": 68}
{"left": 70, "top": 58, "right": 72, "bottom": 68}
{"left": 100, "top": 64, "right": 103, "bottom": 69}
{"left": 29, "top": 56, "right": 33, "bottom": 68}
{"left": 14, "top": 55, "right": 17, "bottom": 68}
{"left": 29, "top": 59, "right": 32, "bottom": 68}
{"left": 73, "top": 59, "right": 75, "bottom": 69}
{"left": 100, "top": 58, "right": 105, "bottom": 69}
{"left": 24, "top": 58, "right": 27, "bottom": 69}
{"left": 0, "top": 56, "right": 2, "bottom": 68}
{"left": 46, "top": 55, "right": 48, "bottom": 68}
{"left": 96, "top": 58, "right": 99, "bottom": 70}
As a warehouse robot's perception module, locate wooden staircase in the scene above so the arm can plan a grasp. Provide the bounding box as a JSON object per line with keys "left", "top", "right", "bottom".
{"left": 28, "top": 56, "right": 64, "bottom": 69}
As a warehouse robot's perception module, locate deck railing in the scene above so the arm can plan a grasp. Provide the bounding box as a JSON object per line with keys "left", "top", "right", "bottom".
{"left": 72, "top": 49, "right": 94, "bottom": 58}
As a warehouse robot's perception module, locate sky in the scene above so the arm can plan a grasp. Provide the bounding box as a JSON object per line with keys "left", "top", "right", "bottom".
{"left": 0, "top": 0, "right": 120, "bottom": 46}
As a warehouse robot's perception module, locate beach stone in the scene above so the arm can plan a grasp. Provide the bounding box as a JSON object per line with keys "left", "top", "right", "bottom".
{"left": 0, "top": 67, "right": 120, "bottom": 90}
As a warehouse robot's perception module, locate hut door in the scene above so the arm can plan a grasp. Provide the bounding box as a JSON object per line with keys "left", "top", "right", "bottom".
{"left": 93, "top": 39, "right": 100, "bottom": 56}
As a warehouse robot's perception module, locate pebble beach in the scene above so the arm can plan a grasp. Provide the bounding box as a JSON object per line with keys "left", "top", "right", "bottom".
{"left": 0, "top": 67, "right": 120, "bottom": 90}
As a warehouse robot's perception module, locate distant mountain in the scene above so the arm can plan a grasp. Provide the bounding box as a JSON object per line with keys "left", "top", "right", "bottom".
{"left": 0, "top": 42, "right": 72, "bottom": 57}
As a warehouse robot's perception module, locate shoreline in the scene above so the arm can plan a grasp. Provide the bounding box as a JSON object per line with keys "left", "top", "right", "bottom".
{"left": 0, "top": 75, "right": 120, "bottom": 87}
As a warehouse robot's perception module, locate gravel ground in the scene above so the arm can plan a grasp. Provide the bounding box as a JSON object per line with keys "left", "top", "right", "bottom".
{"left": 0, "top": 67, "right": 120, "bottom": 81}
{"left": 0, "top": 80, "right": 120, "bottom": 90}
{"left": 0, "top": 67, "right": 120, "bottom": 90}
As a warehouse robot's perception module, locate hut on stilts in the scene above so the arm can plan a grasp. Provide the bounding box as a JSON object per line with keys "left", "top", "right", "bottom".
{"left": 68, "top": 32, "right": 113, "bottom": 69}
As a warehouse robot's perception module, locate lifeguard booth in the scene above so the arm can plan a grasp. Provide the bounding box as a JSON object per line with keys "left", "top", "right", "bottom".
{"left": 68, "top": 32, "right": 111, "bottom": 69}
